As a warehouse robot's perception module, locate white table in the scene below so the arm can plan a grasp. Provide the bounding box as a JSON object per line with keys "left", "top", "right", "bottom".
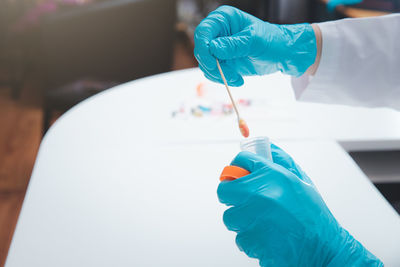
{"left": 6, "top": 69, "right": 400, "bottom": 266}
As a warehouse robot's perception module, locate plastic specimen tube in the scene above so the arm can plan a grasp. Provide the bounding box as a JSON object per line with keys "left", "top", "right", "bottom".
{"left": 240, "top": 136, "right": 273, "bottom": 161}
{"left": 219, "top": 136, "right": 273, "bottom": 182}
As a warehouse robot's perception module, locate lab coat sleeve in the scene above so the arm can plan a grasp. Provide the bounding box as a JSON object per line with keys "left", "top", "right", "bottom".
{"left": 291, "top": 14, "right": 400, "bottom": 110}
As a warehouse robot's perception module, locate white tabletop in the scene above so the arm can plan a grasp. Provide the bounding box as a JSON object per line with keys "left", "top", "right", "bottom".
{"left": 6, "top": 69, "right": 400, "bottom": 266}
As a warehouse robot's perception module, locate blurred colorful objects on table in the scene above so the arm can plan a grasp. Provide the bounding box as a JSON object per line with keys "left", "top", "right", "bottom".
{"left": 171, "top": 82, "right": 252, "bottom": 119}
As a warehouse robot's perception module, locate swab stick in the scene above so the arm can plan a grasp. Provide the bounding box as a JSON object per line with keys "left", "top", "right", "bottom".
{"left": 216, "top": 59, "right": 250, "bottom": 138}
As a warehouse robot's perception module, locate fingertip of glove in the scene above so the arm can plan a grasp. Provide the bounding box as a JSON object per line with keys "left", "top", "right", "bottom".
{"left": 222, "top": 208, "right": 239, "bottom": 232}
{"left": 228, "top": 76, "right": 244, "bottom": 87}
{"left": 217, "top": 180, "right": 231, "bottom": 205}
{"left": 214, "top": 61, "right": 244, "bottom": 87}
{"left": 199, "top": 61, "right": 243, "bottom": 87}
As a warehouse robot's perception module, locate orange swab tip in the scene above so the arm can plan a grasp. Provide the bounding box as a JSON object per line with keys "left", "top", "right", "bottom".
{"left": 238, "top": 118, "right": 249, "bottom": 138}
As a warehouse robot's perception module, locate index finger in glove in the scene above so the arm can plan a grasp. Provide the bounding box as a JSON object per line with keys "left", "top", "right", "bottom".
{"left": 270, "top": 144, "right": 313, "bottom": 185}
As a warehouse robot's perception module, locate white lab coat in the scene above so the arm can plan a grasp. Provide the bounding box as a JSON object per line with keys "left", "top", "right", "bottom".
{"left": 292, "top": 14, "right": 400, "bottom": 110}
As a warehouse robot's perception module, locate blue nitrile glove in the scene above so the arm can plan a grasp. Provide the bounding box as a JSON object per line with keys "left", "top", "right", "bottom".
{"left": 217, "top": 145, "right": 383, "bottom": 266}
{"left": 327, "top": 0, "right": 363, "bottom": 11}
{"left": 194, "top": 5, "right": 317, "bottom": 87}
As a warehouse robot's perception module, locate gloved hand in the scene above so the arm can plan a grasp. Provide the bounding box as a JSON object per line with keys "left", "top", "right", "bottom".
{"left": 194, "top": 5, "right": 317, "bottom": 87}
{"left": 327, "top": 0, "right": 363, "bottom": 11}
{"left": 217, "top": 145, "right": 383, "bottom": 266}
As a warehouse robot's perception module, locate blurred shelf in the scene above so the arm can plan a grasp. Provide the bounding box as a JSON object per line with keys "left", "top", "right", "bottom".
{"left": 336, "top": 5, "right": 390, "bottom": 17}
{"left": 319, "top": 0, "right": 392, "bottom": 18}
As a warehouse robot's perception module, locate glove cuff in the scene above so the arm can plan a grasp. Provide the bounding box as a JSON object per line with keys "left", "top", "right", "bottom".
{"left": 281, "top": 23, "right": 317, "bottom": 77}
{"left": 327, "top": 228, "right": 383, "bottom": 267}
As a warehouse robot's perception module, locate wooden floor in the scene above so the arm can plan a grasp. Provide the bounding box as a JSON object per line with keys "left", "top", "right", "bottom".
{"left": 0, "top": 78, "right": 42, "bottom": 266}
{"left": 0, "top": 39, "right": 196, "bottom": 266}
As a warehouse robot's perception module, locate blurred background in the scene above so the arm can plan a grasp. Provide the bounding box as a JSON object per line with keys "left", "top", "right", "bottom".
{"left": 0, "top": 0, "right": 398, "bottom": 265}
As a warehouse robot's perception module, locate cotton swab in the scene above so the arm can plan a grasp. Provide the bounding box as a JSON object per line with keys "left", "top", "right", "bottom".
{"left": 216, "top": 59, "right": 250, "bottom": 138}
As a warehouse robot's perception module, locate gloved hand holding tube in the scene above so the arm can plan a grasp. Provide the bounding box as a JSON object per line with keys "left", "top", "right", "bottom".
{"left": 194, "top": 5, "right": 318, "bottom": 87}
{"left": 218, "top": 144, "right": 383, "bottom": 266}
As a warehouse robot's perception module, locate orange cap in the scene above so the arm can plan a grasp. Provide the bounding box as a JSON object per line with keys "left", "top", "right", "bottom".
{"left": 220, "top": 165, "right": 250, "bottom": 181}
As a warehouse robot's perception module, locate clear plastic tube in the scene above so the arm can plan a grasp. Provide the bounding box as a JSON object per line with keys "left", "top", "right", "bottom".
{"left": 240, "top": 136, "right": 273, "bottom": 161}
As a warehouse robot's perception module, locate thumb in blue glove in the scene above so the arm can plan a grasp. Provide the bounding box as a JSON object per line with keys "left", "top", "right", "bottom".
{"left": 217, "top": 144, "right": 383, "bottom": 266}
{"left": 194, "top": 5, "right": 317, "bottom": 87}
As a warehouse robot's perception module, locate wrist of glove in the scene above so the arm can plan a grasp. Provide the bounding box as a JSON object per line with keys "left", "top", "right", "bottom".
{"left": 328, "top": 228, "right": 383, "bottom": 267}
{"left": 217, "top": 145, "right": 383, "bottom": 266}
{"left": 194, "top": 5, "right": 317, "bottom": 87}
